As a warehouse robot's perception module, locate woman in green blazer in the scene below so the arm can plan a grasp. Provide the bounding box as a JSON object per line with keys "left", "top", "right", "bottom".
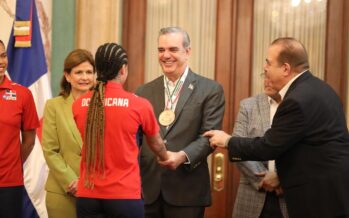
{"left": 42, "top": 49, "right": 95, "bottom": 218}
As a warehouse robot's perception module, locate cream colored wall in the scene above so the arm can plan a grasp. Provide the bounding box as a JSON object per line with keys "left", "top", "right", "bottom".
{"left": 0, "top": 0, "right": 15, "bottom": 46}
{"left": 75, "top": 0, "right": 123, "bottom": 55}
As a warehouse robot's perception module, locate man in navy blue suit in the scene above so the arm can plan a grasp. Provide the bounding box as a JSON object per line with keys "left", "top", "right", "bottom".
{"left": 205, "top": 37, "right": 349, "bottom": 218}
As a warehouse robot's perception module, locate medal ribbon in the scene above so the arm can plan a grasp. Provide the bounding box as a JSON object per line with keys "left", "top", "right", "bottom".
{"left": 165, "top": 73, "right": 185, "bottom": 110}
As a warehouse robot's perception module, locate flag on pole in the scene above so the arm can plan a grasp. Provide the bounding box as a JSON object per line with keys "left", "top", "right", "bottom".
{"left": 7, "top": 0, "right": 51, "bottom": 217}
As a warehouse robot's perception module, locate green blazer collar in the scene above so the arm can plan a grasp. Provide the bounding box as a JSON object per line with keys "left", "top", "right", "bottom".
{"left": 63, "top": 94, "right": 83, "bottom": 148}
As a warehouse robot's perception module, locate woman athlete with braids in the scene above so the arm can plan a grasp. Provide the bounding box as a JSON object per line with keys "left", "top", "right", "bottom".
{"left": 73, "top": 43, "right": 169, "bottom": 218}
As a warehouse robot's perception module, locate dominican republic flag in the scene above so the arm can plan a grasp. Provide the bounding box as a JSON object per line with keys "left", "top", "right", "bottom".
{"left": 2, "top": 89, "right": 17, "bottom": 100}
{"left": 7, "top": 0, "right": 51, "bottom": 217}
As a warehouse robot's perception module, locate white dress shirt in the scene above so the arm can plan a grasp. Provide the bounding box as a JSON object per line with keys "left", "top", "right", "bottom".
{"left": 163, "top": 66, "right": 189, "bottom": 111}
{"left": 267, "top": 96, "right": 280, "bottom": 171}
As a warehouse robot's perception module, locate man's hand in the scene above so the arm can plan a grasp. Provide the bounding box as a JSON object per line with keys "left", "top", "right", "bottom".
{"left": 256, "top": 171, "right": 281, "bottom": 194}
{"left": 203, "top": 130, "right": 231, "bottom": 148}
{"left": 275, "top": 187, "right": 284, "bottom": 196}
{"left": 158, "top": 151, "right": 187, "bottom": 170}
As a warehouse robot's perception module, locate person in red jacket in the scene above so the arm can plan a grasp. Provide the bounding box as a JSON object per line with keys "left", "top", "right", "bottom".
{"left": 0, "top": 39, "right": 39, "bottom": 218}
{"left": 73, "top": 42, "right": 169, "bottom": 218}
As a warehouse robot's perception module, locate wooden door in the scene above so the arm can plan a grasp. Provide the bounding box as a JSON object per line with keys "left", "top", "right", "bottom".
{"left": 205, "top": 0, "right": 254, "bottom": 217}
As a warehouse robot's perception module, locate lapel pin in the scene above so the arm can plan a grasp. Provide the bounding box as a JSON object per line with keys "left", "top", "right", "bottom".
{"left": 188, "top": 84, "right": 194, "bottom": 90}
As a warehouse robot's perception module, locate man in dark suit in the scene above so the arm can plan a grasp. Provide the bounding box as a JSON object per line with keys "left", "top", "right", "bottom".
{"left": 204, "top": 37, "right": 349, "bottom": 218}
{"left": 136, "top": 26, "right": 225, "bottom": 218}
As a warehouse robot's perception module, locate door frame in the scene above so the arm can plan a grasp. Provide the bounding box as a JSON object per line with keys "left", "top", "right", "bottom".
{"left": 205, "top": 0, "right": 254, "bottom": 217}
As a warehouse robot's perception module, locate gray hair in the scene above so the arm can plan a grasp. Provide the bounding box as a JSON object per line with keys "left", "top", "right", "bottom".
{"left": 159, "top": 27, "right": 191, "bottom": 48}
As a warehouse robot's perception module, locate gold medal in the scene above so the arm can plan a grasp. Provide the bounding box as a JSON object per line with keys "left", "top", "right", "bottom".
{"left": 159, "top": 110, "right": 175, "bottom": 126}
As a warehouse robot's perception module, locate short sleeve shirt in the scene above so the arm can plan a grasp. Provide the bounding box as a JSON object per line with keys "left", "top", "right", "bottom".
{"left": 0, "top": 76, "right": 39, "bottom": 187}
{"left": 73, "top": 82, "right": 159, "bottom": 199}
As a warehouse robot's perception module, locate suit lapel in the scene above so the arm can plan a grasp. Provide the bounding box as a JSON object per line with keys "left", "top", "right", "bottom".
{"left": 63, "top": 94, "right": 83, "bottom": 148}
{"left": 164, "top": 71, "right": 195, "bottom": 136}
{"left": 151, "top": 77, "right": 166, "bottom": 137}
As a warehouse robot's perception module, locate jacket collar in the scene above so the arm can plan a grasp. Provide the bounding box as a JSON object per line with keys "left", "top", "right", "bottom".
{"left": 283, "top": 70, "right": 312, "bottom": 99}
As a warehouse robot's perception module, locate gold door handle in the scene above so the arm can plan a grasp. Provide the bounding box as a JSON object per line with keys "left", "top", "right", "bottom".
{"left": 213, "top": 152, "right": 224, "bottom": 191}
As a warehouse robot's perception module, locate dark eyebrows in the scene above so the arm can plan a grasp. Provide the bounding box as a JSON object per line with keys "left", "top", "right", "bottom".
{"left": 157, "top": 46, "right": 180, "bottom": 52}
{"left": 169, "top": 47, "right": 180, "bottom": 51}
{"left": 0, "top": 51, "right": 7, "bottom": 57}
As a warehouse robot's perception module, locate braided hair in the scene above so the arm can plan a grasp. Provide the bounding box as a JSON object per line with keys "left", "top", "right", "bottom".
{"left": 84, "top": 43, "right": 128, "bottom": 188}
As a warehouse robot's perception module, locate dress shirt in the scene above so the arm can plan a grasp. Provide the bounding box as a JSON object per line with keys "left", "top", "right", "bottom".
{"left": 163, "top": 66, "right": 189, "bottom": 111}
{"left": 163, "top": 66, "right": 190, "bottom": 164}
{"left": 278, "top": 70, "right": 307, "bottom": 100}
{"left": 267, "top": 96, "right": 280, "bottom": 171}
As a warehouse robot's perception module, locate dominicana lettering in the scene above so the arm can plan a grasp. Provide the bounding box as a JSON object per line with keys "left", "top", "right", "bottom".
{"left": 81, "top": 98, "right": 129, "bottom": 107}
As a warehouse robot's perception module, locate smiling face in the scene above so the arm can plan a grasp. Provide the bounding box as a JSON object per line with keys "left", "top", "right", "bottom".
{"left": 0, "top": 42, "right": 8, "bottom": 83}
{"left": 158, "top": 32, "right": 191, "bottom": 81}
{"left": 65, "top": 61, "right": 95, "bottom": 96}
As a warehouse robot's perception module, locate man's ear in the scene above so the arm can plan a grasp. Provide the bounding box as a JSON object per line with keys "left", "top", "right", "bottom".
{"left": 283, "top": 63, "right": 291, "bottom": 76}
{"left": 186, "top": 47, "right": 192, "bottom": 56}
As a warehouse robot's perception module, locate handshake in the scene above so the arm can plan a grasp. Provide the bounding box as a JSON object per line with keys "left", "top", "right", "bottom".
{"left": 157, "top": 150, "right": 188, "bottom": 170}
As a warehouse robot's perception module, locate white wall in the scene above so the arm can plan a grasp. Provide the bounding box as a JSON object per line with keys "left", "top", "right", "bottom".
{"left": 0, "top": 0, "right": 16, "bottom": 45}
